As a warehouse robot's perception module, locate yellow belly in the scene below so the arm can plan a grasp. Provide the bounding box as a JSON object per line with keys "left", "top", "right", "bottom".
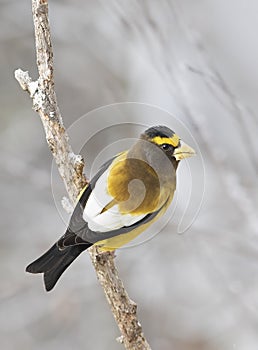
{"left": 94, "top": 221, "right": 152, "bottom": 251}
{"left": 94, "top": 196, "right": 173, "bottom": 251}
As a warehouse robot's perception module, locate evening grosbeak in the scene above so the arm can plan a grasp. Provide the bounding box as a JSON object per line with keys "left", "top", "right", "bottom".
{"left": 26, "top": 125, "right": 195, "bottom": 291}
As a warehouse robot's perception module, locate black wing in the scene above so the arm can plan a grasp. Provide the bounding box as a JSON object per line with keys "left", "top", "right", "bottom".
{"left": 57, "top": 154, "right": 164, "bottom": 249}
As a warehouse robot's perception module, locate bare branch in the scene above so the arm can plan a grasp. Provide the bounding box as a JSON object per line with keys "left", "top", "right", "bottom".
{"left": 15, "top": 0, "right": 151, "bottom": 349}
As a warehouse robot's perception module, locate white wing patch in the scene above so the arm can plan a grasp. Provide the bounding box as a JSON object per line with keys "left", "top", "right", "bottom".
{"left": 83, "top": 169, "right": 112, "bottom": 218}
{"left": 83, "top": 168, "right": 146, "bottom": 232}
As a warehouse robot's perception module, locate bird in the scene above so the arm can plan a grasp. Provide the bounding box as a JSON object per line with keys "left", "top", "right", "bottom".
{"left": 26, "top": 125, "right": 195, "bottom": 291}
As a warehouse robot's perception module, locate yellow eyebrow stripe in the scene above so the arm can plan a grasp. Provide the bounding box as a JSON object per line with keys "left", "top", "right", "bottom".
{"left": 151, "top": 135, "right": 180, "bottom": 147}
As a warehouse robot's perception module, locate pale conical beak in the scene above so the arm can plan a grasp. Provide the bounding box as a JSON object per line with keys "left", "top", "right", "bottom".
{"left": 173, "top": 141, "right": 196, "bottom": 161}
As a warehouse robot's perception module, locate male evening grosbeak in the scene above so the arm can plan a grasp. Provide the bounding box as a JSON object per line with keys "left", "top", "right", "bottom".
{"left": 26, "top": 125, "right": 195, "bottom": 291}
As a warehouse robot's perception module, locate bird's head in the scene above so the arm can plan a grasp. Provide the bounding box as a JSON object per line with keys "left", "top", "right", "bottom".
{"left": 127, "top": 125, "right": 196, "bottom": 189}
{"left": 141, "top": 125, "right": 195, "bottom": 164}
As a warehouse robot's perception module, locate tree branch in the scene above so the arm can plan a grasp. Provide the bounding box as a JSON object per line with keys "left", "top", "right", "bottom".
{"left": 14, "top": 1, "right": 151, "bottom": 349}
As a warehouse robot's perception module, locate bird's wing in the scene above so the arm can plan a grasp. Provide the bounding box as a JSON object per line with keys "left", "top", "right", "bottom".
{"left": 57, "top": 152, "right": 165, "bottom": 249}
{"left": 82, "top": 167, "right": 147, "bottom": 232}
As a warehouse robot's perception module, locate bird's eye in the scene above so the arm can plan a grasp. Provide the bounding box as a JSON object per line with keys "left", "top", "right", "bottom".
{"left": 161, "top": 143, "right": 171, "bottom": 151}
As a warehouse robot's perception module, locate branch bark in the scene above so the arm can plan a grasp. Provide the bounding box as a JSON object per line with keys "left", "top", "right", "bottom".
{"left": 14, "top": 1, "right": 151, "bottom": 349}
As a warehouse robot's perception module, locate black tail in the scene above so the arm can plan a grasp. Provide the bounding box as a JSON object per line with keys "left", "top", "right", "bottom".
{"left": 26, "top": 242, "right": 92, "bottom": 291}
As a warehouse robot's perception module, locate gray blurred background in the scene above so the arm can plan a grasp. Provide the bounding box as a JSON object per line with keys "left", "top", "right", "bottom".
{"left": 1, "top": 1, "right": 258, "bottom": 349}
